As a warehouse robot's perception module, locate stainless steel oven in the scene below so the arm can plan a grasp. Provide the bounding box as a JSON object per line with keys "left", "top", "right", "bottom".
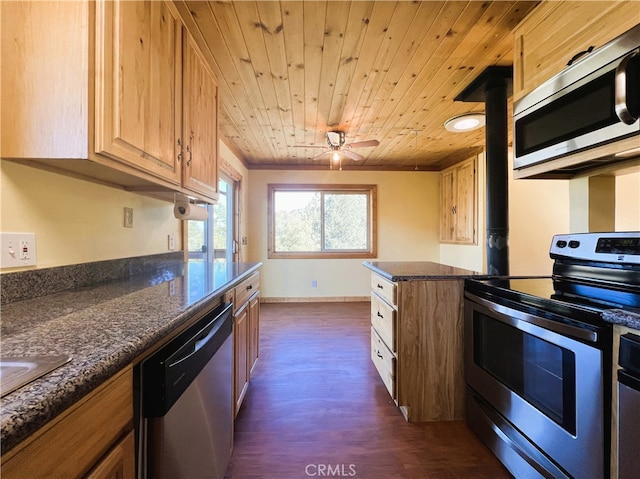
{"left": 465, "top": 232, "right": 640, "bottom": 479}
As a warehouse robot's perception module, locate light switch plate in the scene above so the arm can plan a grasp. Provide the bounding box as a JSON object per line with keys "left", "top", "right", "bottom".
{"left": 1, "top": 233, "right": 37, "bottom": 268}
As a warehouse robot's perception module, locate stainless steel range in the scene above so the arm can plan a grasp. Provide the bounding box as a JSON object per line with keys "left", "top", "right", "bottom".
{"left": 464, "top": 231, "right": 640, "bottom": 479}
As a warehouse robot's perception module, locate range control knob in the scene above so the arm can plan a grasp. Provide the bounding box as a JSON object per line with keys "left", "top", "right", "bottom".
{"left": 568, "top": 240, "right": 580, "bottom": 248}
{"left": 556, "top": 240, "right": 567, "bottom": 248}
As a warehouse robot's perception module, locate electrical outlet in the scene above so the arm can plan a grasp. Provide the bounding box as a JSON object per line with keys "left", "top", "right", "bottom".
{"left": 124, "top": 207, "right": 134, "bottom": 228}
{"left": 168, "top": 233, "right": 176, "bottom": 251}
{"left": 1, "top": 233, "right": 37, "bottom": 268}
{"left": 241, "top": 236, "right": 248, "bottom": 246}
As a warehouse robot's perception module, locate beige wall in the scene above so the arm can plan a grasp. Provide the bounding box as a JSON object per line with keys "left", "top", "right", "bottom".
{"left": 247, "top": 169, "right": 440, "bottom": 300}
{"left": 508, "top": 152, "right": 571, "bottom": 276}
{"left": 0, "top": 161, "right": 181, "bottom": 271}
{"left": 615, "top": 172, "right": 640, "bottom": 231}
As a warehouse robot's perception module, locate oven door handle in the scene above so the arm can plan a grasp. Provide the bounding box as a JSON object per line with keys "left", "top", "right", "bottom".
{"left": 465, "top": 292, "right": 598, "bottom": 343}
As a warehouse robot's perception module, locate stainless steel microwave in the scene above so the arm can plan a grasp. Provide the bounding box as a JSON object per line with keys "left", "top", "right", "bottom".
{"left": 513, "top": 24, "right": 640, "bottom": 173}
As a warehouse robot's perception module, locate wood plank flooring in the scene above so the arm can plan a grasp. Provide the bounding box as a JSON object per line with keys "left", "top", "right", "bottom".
{"left": 225, "top": 302, "right": 512, "bottom": 479}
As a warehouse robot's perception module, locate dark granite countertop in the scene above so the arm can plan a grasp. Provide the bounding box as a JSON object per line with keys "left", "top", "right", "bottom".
{"left": 363, "top": 261, "right": 484, "bottom": 281}
{"left": 0, "top": 260, "right": 261, "bottom": 452}
{"left": 602, "top": 308, "right": 640, "bottom": 331}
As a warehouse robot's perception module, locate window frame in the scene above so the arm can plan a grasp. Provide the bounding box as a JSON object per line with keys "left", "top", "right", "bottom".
{"left": 267, "top": 183, "right": 377, "bottom": 259}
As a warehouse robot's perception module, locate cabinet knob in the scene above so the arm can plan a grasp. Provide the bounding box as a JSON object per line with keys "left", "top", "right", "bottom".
{"left": 377, "top": 284, "right": 384, "bottom": 290}
{"left": 377, "top": 351, "right": 383, "bottom": 359}
{"left": 247, "top": 284, "right": 253, "bottom": 291}
{"left": 377, "top": 311, "right": 384, "bottom": 318}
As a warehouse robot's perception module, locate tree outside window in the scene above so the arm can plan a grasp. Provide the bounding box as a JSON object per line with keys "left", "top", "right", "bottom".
{"left": 268, "top": 184, "right": 377, "bottom": 259}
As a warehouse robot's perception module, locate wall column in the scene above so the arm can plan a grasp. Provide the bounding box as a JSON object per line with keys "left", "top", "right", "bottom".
{"left": 569, "top": 176, "right": 615, "bottom": 232}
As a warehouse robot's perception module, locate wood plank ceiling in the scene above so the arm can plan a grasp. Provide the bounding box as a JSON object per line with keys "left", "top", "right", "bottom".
{"left": 177, "top": 1, "right": 540, "bottom": 171}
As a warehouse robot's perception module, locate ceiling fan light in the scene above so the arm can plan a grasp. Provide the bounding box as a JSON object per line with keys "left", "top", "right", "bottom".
{"left": 332, "top": 151, "right": 340, "bottom": 162}
{"left": 444, "top": 113, "right": 485, "bottom": 132}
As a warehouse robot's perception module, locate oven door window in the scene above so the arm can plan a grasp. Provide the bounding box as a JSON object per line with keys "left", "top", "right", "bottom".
{"left": 474, "top": 313, "right": 576, "bottom": 434}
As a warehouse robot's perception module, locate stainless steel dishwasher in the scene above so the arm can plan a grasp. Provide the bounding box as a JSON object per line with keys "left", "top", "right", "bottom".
{"left": 618, "top": 332, "right": 640, "bottom": 479}
{"left": 138, "top": 302, "right": 234, "bottom": 479}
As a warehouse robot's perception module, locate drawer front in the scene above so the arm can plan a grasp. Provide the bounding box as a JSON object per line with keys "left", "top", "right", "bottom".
{"left": 235, "top": 271, "right": 260, "bottom": 310}
{"left": 371, "top": 293, "right": 396, "bottom": 353}
{"left": 371, "top": 274, "right": 397, "bottom": 306}
{"left": 371, "top": 327, "right": 396, "bottom": 399}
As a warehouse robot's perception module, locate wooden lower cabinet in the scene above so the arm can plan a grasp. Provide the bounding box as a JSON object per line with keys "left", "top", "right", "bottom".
{"left": 234, "top": 302, "right": 250, "bottom": 414}
{"left": 233, "top": 272, "right": 260, "bottom": 415}
{"left": 86, "top": 430, "right": 135, "bottom": 479}
{"left": 370, "top": 273, "right": 465, "bottom": 422}
{"left": 1, "top": 366, "right": 134, "bottom": 479}
{"left": 248, "top": 295, "right": 260, "bottom": 375}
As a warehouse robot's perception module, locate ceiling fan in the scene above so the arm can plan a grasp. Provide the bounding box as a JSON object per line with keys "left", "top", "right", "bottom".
{"left": 300, "top": 131, "right": 380, "bottom": 163}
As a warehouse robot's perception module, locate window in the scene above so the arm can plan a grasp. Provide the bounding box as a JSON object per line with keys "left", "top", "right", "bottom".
{"left": 187, "top": 175, "right": 238, "bottom": 264}
{"left": 268, "top": 184, "right": 377, "bottom": 259}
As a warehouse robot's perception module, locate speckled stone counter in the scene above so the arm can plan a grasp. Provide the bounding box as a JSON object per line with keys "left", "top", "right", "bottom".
{"left": 602, "top": 308, "right": 640, "bottom": 331}
{"left": 363, "top": 261, "right": 484, "bottom": 281}
{"left": 0, "top": 260, "right": 261, "bottom": 452}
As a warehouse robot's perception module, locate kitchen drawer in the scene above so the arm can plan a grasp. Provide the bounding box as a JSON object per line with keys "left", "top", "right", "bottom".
{"left": 371, "top": 293, "right": 396, "bottom": 353}
{"left": 371, "top": 273, "right": 397, "bottom": 306}
{"left": 235, "top": 272, "right": 260, "bottom": 311}
{"left": 371, "top": 327, "right": 396, "bottom": 400}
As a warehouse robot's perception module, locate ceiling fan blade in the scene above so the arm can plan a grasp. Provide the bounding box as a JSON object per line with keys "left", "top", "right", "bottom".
{"left": 311, "top": 150, "right": 331, "bottom": 161}
{"left": 294, "top": 144, "right": 327, "bottom": 148}
{"left": 345, "top": 139, "right": 379, "bottom": 149}
{"left": 340, "top": 149, "right": 364, "bottom": 161}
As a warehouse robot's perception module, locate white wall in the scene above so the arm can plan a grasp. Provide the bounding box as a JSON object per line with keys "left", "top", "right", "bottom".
{"left": 247, "top": 169, "right": 440, "bottom": 300}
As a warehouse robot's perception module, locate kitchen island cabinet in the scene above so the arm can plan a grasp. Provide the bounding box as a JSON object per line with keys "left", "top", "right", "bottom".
{"left": 364, "top": 261, "right": 484, "bottom": 422}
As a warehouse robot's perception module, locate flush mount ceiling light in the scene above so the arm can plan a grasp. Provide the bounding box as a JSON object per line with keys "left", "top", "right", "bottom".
{"left": 444, "top": 112, "right": 486, "bottom": 132}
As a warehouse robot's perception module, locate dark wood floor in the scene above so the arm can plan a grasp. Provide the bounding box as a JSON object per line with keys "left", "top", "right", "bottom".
{"left": 225, "top": 302, "right": 511, "bottom": 479}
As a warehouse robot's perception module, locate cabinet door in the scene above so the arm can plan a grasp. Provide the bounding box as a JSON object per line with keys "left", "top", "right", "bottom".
{"left": 234, "top": 306, "right": 249, "bottom": 415}
{"left": 455, "top": 158, "right": 476, "bottom": 244}
{"left": 95, "top": 0, "right": 181, "bottom": 184}
{"left": 513, "top": 2, "right": 640, "bottom": 100}
{"left": 85, "top": 431, "right": 135, "bottom": 479}
{"left": 182, "top": 33, "right": 219, "bottom": 201}
{"left": 439, "top": 157, "right": 476, "bottom": 244}
{"left": 248, "top": 295, "right": 260, "bottom": 376}
{"left": 439, "top": 168, "right": 456, "bottom": 242}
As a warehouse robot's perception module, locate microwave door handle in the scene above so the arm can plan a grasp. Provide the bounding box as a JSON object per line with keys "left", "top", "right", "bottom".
{"left": 615, "top": 50, "right": 639, "bottom": 125}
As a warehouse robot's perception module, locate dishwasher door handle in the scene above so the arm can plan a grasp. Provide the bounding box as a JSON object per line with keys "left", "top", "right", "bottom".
{"left": 141, "top": 302, "right": 233, "bottom": 418}
{"left": 167, "top": 314, "right": 226, "bottom": 369}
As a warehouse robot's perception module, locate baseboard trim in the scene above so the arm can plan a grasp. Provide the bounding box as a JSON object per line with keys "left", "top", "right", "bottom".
{"left": 261, "top": 296, "right": 370, "bottom": 303}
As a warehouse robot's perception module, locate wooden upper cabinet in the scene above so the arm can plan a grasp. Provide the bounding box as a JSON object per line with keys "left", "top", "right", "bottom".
{"left": 513, "top": 1, "right": 640, "bottom": 101}
{"left": 1, "top": 0, "right": 219, "bottom": 203}
{"left": 181, "top": 33, "right": 219, "bottom": 200}
{"left": 95, "top": 0, "right": 181, "bottom": 185}
{"left": 440, "top": 156, "right": 476, "bottom": 244}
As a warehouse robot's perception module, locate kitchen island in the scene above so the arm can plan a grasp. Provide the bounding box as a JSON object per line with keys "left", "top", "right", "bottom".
{"left": 0, "top": 258, "right": 261, "bottom": 459}
{"left": 363, "top": 261, "right": 484, "bottom": 422}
